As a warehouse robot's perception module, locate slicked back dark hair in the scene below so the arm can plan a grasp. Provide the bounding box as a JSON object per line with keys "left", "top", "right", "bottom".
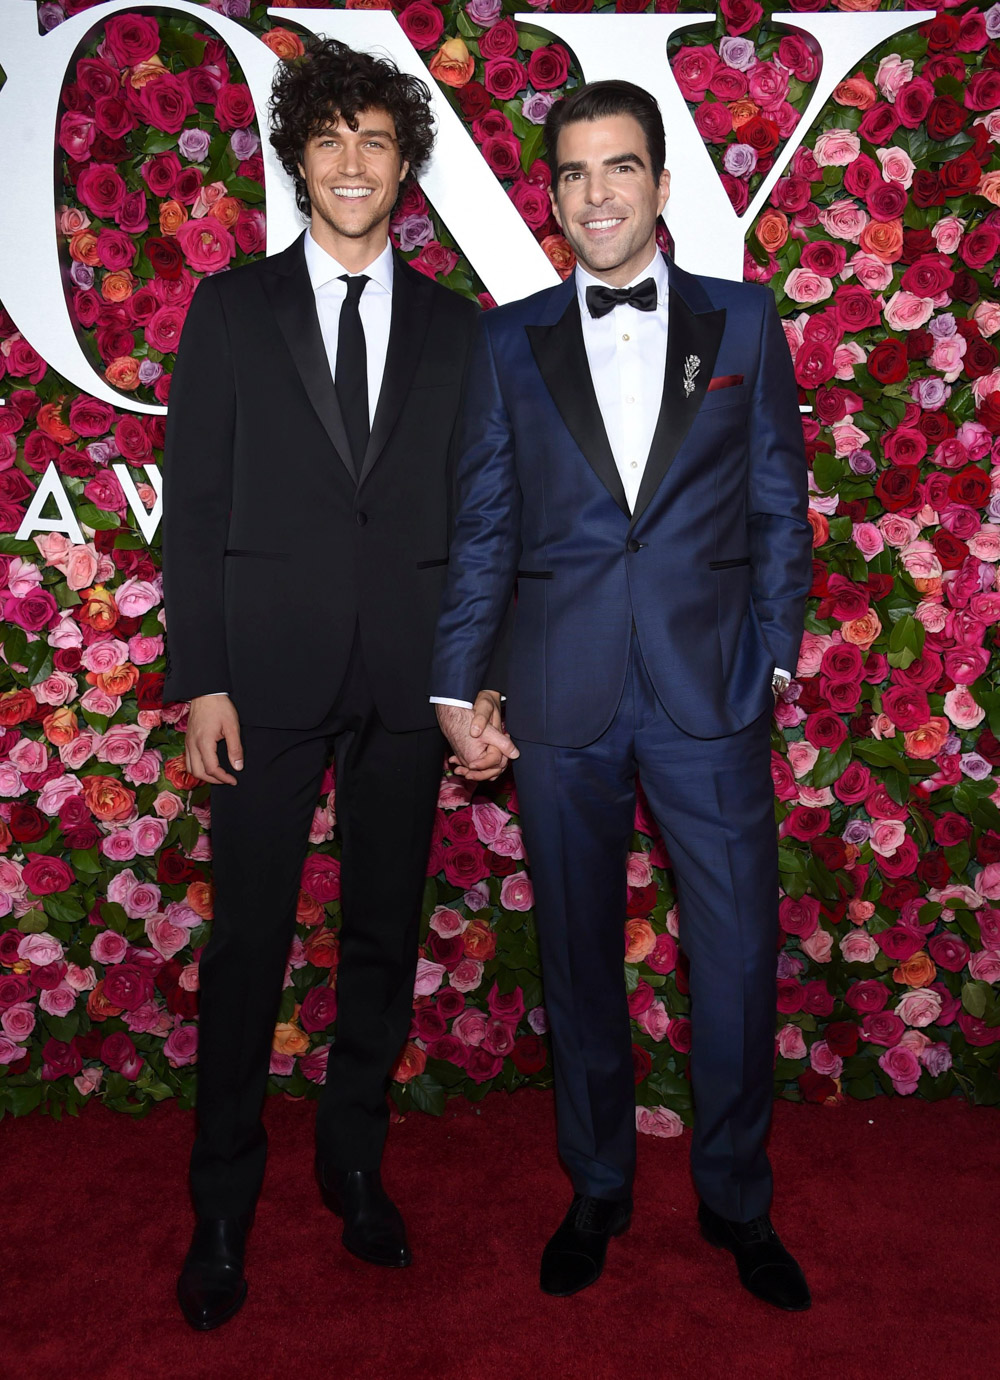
{"left": 269, "top": 37, "right": 435, "bottom": 216}
{"left": 544, "top": 80, "right": 666, "bottom": 186}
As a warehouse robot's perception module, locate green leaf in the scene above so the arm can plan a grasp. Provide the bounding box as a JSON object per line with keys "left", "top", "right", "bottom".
{"left": 100, "top": 902, "right": 130, "bottom": 934}
{"left": 520, "top": 122, "right": 546, "bottom": 175}
{"left": 76, "top": 503, "right": 121, "bottom": 532}
{"left": 228, "top": 176, "right": 265, "bottom": 205}
{"left": 17, "top": 909, "right": 48, "bottom": 934}
{"left": 406, "top": 1073, "right": 446, "bottom": 1116}
{"left": 811, "top": 739, "right": 852, "bottom": 791}
{"left": 812, "top": 451, "right": 844, "bottom": 494}
{"left": 42, "top": 893, "right": 86, "bottom": 924}
{"left": 962, "top": 981, "right": 989, "bottom": 1019}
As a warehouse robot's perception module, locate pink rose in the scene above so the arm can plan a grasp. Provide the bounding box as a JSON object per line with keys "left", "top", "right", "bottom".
{"left": 626, "top": 852, "right": 653, "bottom": 887}
{"left": 943, "top": 686, "right": 984, "bottom": 729}
{"left": 1, "top": 1002, "right": 36, "bottom": 1042}
{"left": 784, "top": 267, "right": 833, "bottom": 305}
{"left": 115, "top": 578, "right": 160, "bottom": 618}
{"left": 175, "top": 220, "right": 235, "bottom": 274}
{"left": 870, "top": 820, "right": 907, "bottom": 857}
{"left": 813, "top": 130, "right": 861, "bottom": 166}
{"left": 124, "top": 750, "right": 162, "bottom": 788}
{"left": 449, "top": 958, "right": 483, "bottom": 993}
{"left": 809, "top": 1040, "right": 843, "bottom": 1078}
{"left": 60, "top": 733, "right": 97, "bottom": 770}
{"left": 130, "top": 816, "right": 169, "bottom": 856}
{"left": 777, "top": 1024, "right": 807, "bottom": 1059}
{"left": 17, "top": 933, "right": 64, "bottom": 966}
{"left": 414, "top": 957, "right": 446, "bottom": 997}
{"left": 39, "top": 983, "right": 77, "bottom": 1018}
{"left": 818, "top": 199, "right": 869, "bottom": 243}
{"left": 972, "top": 301, "right": 1000, "bottom": 337}
{"left": 452, "top": 1008, "right": 488, "bottom": 1047}
{"left": 968, "top": 949, "right": 1000, "bottom": 983}
{"left": 153, "top": 791, "right": 183, "bottom": 821}
{"left": 801, "top": 930, "right": 834, "bottom": 964}
{"left": 895, "top": 988, "right": 943, "bottom": 1027}
{"left": 428, "top": 906, "right": 468, "bottom": 938}
{"left": 163, "top": 1023, "right": 198, "bottom": 1068}
{"left": 499, "top": 873, "right": 534, "bottom": 912}
{"left": 884, "top": 291, "right": 934, "bottom": 332}
{"left": 637, "top": 1000, "right": 669, "bottom": 1042}
{"left": 470, "top": 801, "right": 510, "bottom": 846}
{"left": 635, "top": 1106, "right": 684, "bottom": 1138}
{"left": 96, "top": 723, "right": 148, "bottom": 765}
{"left": 8, "top": 738, "right": 47, "bottom": 773}
{"left": 847, "top": 251, "right": 894, "bottom": 291}
{"left": 875, "top": 53, "right": 914, "bottom": 103}
{"left": 144, "top": 914, "right": 189, "bottom": 961}
{"left": 878, "top": 1044, "right": 920, "bottom": 1094}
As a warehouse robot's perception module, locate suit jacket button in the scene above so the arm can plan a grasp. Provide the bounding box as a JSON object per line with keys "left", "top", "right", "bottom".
{"left": 356, "top": 511, "right": 368, "bottom": 527}
{"left": 626, "top": 538, "right": 641, "bottom": 554}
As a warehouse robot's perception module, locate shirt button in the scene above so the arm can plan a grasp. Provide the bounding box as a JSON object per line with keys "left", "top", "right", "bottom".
{"left": 622, "top": 333, "right": 630, "bottom": 342}
{"left": 626, "top": 396, "right": 635, "bottom": 405}
{"left": 630, "top": 462, "right": 638, "bottom": 469}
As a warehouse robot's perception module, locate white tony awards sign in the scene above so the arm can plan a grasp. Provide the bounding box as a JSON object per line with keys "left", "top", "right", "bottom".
{"left": 0, "top": 1, "right": 933, "bottom": 542}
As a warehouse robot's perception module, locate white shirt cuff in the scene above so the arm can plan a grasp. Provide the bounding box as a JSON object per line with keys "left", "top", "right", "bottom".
{"left": 773, "top": 668, "right": 791, "bottom": 680}
{"left": 430, "top": 697, "right": 474, "bottom": 709}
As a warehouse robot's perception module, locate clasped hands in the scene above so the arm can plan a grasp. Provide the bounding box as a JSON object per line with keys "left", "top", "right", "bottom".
{"left": 437, "top": 691, "right": 519, "bottom": 783}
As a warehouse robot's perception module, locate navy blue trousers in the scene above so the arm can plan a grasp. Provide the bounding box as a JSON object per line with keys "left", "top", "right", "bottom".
{"left": 513, "top": 638, "right": 778, "bottom": 1222}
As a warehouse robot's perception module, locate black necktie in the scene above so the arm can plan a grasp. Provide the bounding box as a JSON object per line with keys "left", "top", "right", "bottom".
{"left": 585, "top": 277, "right": 658, "bottom": 320}
{"left": 335, "top": 274, "right": 370, "bottom": 472}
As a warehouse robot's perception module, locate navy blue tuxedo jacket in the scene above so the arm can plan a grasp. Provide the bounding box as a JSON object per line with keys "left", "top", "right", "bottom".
{"left": 431, "top": 254, "right": 812, "bottom": 745}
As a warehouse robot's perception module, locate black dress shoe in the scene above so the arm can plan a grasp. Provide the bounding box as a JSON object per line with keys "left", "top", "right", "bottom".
{"left": 316, "top": 1163, "right": 411, "bottom": 1268}
{"left": 540, "top": 1193, "right": 632, "bottom": 1297}
{"left": 176, "top": 1215, "right": 252, "bottom": 1331}
{"left": 698, "top": 1201, "right": 811, "bottom": 1311}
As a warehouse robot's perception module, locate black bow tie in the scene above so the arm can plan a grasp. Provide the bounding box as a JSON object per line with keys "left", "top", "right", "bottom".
{"left": 585, "top": 277, "right": 658, "bottom": 320}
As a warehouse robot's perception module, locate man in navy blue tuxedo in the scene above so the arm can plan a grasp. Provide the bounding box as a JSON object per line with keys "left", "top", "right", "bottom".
{"left": 432, "top": 81, "right": 813, "bottom": 1309}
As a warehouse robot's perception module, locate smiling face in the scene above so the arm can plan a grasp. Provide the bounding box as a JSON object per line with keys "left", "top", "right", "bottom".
{"left": 297, "top": 107, "right": 409, "bottom": 265}
{"left": 549, "top": 113, "right": 670, "bottom": 287}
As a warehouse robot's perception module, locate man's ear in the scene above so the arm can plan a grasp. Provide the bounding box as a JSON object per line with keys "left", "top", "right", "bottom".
{"left": 399, "top": 159, "right": 410, "bottom": 185}
{"left": 657, "top": 167, "right": 671, "bottom": 217}
{"left": 548, "top": 186, "right": 563, "bottom": 230}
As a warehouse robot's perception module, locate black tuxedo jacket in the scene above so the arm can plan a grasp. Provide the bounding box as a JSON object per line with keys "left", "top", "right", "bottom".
{"left": 162, "top": 231, "right": 479, "bottom": 731}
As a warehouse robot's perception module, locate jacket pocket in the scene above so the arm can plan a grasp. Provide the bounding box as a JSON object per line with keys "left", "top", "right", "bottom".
{"left": 416, "top": 558, "right": 449, "bottom": 569}
{"left": 709, "top": 556, "right": 750, "bottom": 570}
{"left": 225, "top": 548, "right": 293, "bottom": 561}
{"left": 517, "top": 570, "right": 554, "bottom": 580}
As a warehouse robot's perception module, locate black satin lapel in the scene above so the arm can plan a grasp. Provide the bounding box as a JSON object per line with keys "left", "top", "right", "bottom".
{"left": 629, "top": 289, "right": 726, "bottom": 527}
{"left": 357, "top": 259, "right": 431, "bottom": 488}
{"left": 263, "top": 261, "right": 355, "bottom": 481}
{"left": 526, "top": 296, "right": 629, "bottom": 519}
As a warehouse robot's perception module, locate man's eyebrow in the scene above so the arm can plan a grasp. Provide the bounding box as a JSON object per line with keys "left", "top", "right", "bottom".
{"left": 556, "top": 151, "right": 647, "bottom": 176}
{"left": 312, "top": 125, "right": 397, "bottom": 141}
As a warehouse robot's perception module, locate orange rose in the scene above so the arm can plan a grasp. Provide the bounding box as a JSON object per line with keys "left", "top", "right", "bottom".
{"left": 345, "top": 0, "right": 394, "bottom": 8}
{"left": 296, "top": 890, "right": 324, "bottom": 927}
{"left": 624, "top": 918, "right": 656, "bottom": 963}
{"left": 833, "top": 74, "right": 877, "bottom": 109}
{"left": 428, "top": 37, "right": 475, "bottom": 89}
{"left": 833, "top": 0, "right": 880, "bottom": 10}
{"left": 273, "top": 1013, "right": 311, "bottom": 1057}
{"left": 858, "top": 218, "right": 903, "bottom": 264}
{"left": 841, "top": 609, "right": 882, "bottom": 650}
{"left": 304, "top": 927, "right": 339, "bottom": 968}
{"left": 105, "top": 357, "right": 141, "bottom": 391}
{"left": 92, "top": 662, "right": 139, "bottom": 696}
{"left": 164, "top": 755, "right": 200, "bottom": 792}
{"left": 912, "top": 576, "right": 942, "bottom": 597}
{"left": 755, "top": 208, "right": 788, "bottom": 253}
{"left": 43, "top": 706, "right": 79, "bottom": 746}
{"left": 903, "top": 717, "right": 949, "bottom": 760}
{"left": 36, "top": 401, "right": 78, "bottom": 445}
{"left": 729, "top": 99, "right": 761, "bottom": 130}
{"left": 893, "top": 952, "right": 937, "bottom": 988}
{"left": 208, "top": 196, "right": 242, "bottom": 230}
{"left": 260, "top": 26, "right": 305, "bottom": 59}
{"left": 541, "top": 233, "right": 576, "bottom": 280}
{"left": 392, "top": 1041, "right": 427, "bottom": 1083}
{"left": 77, "top": 585, "right": 118, "bottom": 632}
{"left": 81, "top": 774, "right": 136, "bottom": 823}
{"left": 0, "top": 688, "right": 39, "bottom": 726}
{"left": 979, "top": 172, "right": 1000, "bottom": 208}
{"left": 87, "top": 980, "right": 124, "bottom": 1021}
{"left": 69, "top": 229, "right": 100, "bottom": 266}
{"left": 0, "top": 819, "right": 11, "bottom": 853}
{"left": 807, "top": 509, "right": 829, "bottom": 547}
{"left": 129, "top": 54, "right": 167, "bottom": 89}
{"left": 101, "top": 270, "right": 135, "bottom": 303}
{"left": 463, "top": 917, "right": 497, "bottom": 961}
{"left": 185, "top": 880, "right": 214, "bottom": 920}
{"left": 159, "top": 199, "right": 188, "bottom": 236}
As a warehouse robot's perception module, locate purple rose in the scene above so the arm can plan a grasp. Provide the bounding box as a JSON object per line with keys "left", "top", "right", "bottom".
{"left": 394, "top": 213, "right": 433, "bottom": 252}
{"left": 229, "top": 128, "right": 260, "bottom": 162}
{"left": 723, "top": 142, "right": 757, "bottom": 177}
{"left": 39, "top": 4, "right": 65, "bottom": 32}
{"left": 465, "top": 0, "right": 502, "bottom": 24}
{"left": 178, "top": 128, "right": 211, "bottom": 163}
{"left": 719, "top": 36, "right": 757, "bottom": 70}
{"left": 910, "top": 377, "right": 951, "bottom": 410}
{"left": 523, "top": 92, "right": 558, "bottom": 125}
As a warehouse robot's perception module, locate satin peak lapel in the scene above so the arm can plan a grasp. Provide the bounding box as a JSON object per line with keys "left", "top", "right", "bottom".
{"left": 630, "top": 276, "right": 725, "bottom": 527}
{"left": 263, "top": 246, "right": 355, "bottom": 481}
{"left": 357, "top": 256, "right": 433, "bottom": 489}
{"left": 526, "top": 293, "right": 630, "bottom": 519}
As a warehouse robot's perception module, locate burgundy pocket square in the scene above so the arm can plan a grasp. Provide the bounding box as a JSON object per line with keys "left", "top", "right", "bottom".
{"left": 707, "top": 374, "right": 743, "bottom": 391}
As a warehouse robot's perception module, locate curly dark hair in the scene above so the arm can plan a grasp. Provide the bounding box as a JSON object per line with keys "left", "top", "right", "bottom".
{"left": 269, "top": 38, "right": 435, "bottom": 217}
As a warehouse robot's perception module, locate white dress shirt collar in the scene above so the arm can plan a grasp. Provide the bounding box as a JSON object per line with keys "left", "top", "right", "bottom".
{"left": 304, "top": 229, "right": 394, "bottom": 294}
{"left": 574, "top": 246, "right": 669, "bottom": 319}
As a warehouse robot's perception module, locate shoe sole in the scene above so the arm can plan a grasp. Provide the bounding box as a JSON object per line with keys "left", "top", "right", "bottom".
{"left": 699, "top": 1223, "right": 811, "bottom": 1312}
{"left": 178, "top": 1279, "right": 248, "bottom": 1332}
{"left": 540, "top": 1217, "right": 632, "bottom": 1298}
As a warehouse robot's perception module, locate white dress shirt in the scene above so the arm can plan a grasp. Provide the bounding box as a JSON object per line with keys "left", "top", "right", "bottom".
{"left": 576, "top": 248, "right": 669, "bottom": 514}
{"left": 304, "top": 229, "right": 394, "bottom": 428}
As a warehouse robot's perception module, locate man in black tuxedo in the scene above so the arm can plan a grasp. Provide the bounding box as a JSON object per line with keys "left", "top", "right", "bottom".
{"left": 162, "top": 40, "right": 510, "bottom": 1331}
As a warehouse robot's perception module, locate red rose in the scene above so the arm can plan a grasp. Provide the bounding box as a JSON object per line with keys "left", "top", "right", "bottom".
{"left": 925, "top": 95, "right": 967, "bottom": 142}
{"left": 948, "top": 466, "right": 991, "bottom": 509}
{"left": 867, "top": 339, "right": 907, "bottom": 386}
{"left": 100, "top": 1031, "right": 143, "bottom": 1079}
{"left": 480, "top": 18, "right": 518, "bottom": 60}
{"left": 300, "top": 984, "right": 337, "bottom": 1034}
{"left": 927, "top": 933, "right": 970, "bottom": 972}
{"left": 9, "top": 804, "right": 48, "bottom": 843}
{"left": 442, "top": 842, "right": 490, "bottom": 889}
{"left": 456, "top": 81, "right": 491, "bottom": 120}
{"left": 41, "top": 1038, "right": 83, "bottom": 1082}
{"left": 102, "top": 964, "right": 154, "bottom": 1013}
{"left": 720, "top": 0, "right": 763, "bottom": 36}
{"left": 511, "top": 1034, "right": 548, "bottom": 1075}
{"left": 865, "top": 182, "right": 907, "bottom": 223}
{"left": 965, "top": 70, "right": 1000, "bottom": 112}
{"left": 798, "top": 1069, "right": 837, "bottom": 1103}
{"left": 214, "top": 83, "right": 255, "bottom": 132}
{"left": 527, "top": 44, "right": 571, "bottom": 92}
{"left": 846, "top": 980, "right": 888, "bottom": 1014}
{"left": 939, "top": 150, "right": 983, "bottom": 196}
{"left": 740, "top": 116, "right": 779, "bottom": 155}
{"left": 76, "top": 162, "right": 126, "bottom": 218}
{"left": 141, "top": 152, "right": 181, "bottom": 198}
{"left": 965, "top": 337, "right": 999, "bottom": 381}
{"left": 481, "top": 133, "right": 521, "bottom": 180}
{"left": 922, "top": 14, "right": 960, "bottom": 52}
{"left": 93, "top": 96, "right": 136, "bottom": 142}
{"left": 832, "top": 284, "right": 879, "bottom": 332}
{"left": 135, "top": 73, "right": 194, "bottom": 136}
{"left": 783, "top": 805, "right": 830, "bottom": 841}
{"left": 917, "top": 851, "right": 951, "bottom": 889}
{"left": 824, "top": 1022, "right": 859, "bottom": 1058}
{"left": 911, "top": 170, "right": 945, "bottom": 208}
{"left": 156, "top": 849, "right": 200, "bottom": 885}
{"left": 631, "top": 1043, "right": 652, "bottom": 1083}
{"left": 104, "top": 15, "right": 160, "bottom": 67}
{"left": 398, "top": 2, "right": 444, "bottom": 51}
{"left": 901, "top": 254, "right": 954, "bottom": 299}
{"left": 812, "top": 837, "right": 847, "bottom": 872}
{"left": 800, "top": 241, "right": 846, "bottom": 277}
{"left": 858, "top": 103, "right": 899, "bottom": 146}
{"left": 509, "top": 179, "right": 551, "bottom": 230}
{"left": 483, "top": 58, "right": 528, "bottom": 102}
{"left": 875, "top": 466, "right": 919, "bottom": 512}
{"left": 145, "top": 236, "right": 183, "bottom": 280}
{"left": 961, "top": 227, "right": 1000, "bottom": 273}
{"left": 21, "top": 854, "right": 74, "bottom": 896}
{"left": 895, "top": 77, "right": 933, "bottom": 130}
{"left": 696, "top": 104, "right": 735, "bottom": 145}
{"left": 300, "top": 854, "right": 340, "bottom": 903}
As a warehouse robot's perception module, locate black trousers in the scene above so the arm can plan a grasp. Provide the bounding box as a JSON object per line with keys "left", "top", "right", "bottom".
{"left": 189, "top": 639, "right": 444, "bottom": 1218}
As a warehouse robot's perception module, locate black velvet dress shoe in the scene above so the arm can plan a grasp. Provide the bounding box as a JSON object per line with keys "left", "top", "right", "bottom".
{"left": 176, "top": 1215, "right": 252, "bottom": 1331}
{"left": 698, "top": 1201, "right": 811, "bottom": 1311}
{"left": 316, "top": 1163, "right": 411, "bottom": 1268}
{"left": 540, "top": 1194, "right": 633, "bottom": 1297}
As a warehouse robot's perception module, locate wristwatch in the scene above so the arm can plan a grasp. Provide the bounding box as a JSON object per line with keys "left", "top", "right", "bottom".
{"left": 772, "top": 670, "right": 791, "bottom": 696}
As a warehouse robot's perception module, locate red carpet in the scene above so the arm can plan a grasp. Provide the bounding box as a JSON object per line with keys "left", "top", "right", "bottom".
{"left": 3, "top": 1091, "right": 996, "bottom": 1380}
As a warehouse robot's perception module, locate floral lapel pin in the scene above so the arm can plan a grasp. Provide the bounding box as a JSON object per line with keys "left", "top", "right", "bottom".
{"left": 683, "top": 353, "right": 701, "bottom": 398}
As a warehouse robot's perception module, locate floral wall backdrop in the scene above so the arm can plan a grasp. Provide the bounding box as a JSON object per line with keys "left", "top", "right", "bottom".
{"left": 1, "top": 0, "right": 999, "bottom": 1131}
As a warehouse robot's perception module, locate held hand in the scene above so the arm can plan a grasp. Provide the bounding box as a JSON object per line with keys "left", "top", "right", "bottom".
{"left": 435, "top": 701, "right": 518, "bottom": 783}
{"left": 185, "top": 694, "right": 244, "bottom": 786}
